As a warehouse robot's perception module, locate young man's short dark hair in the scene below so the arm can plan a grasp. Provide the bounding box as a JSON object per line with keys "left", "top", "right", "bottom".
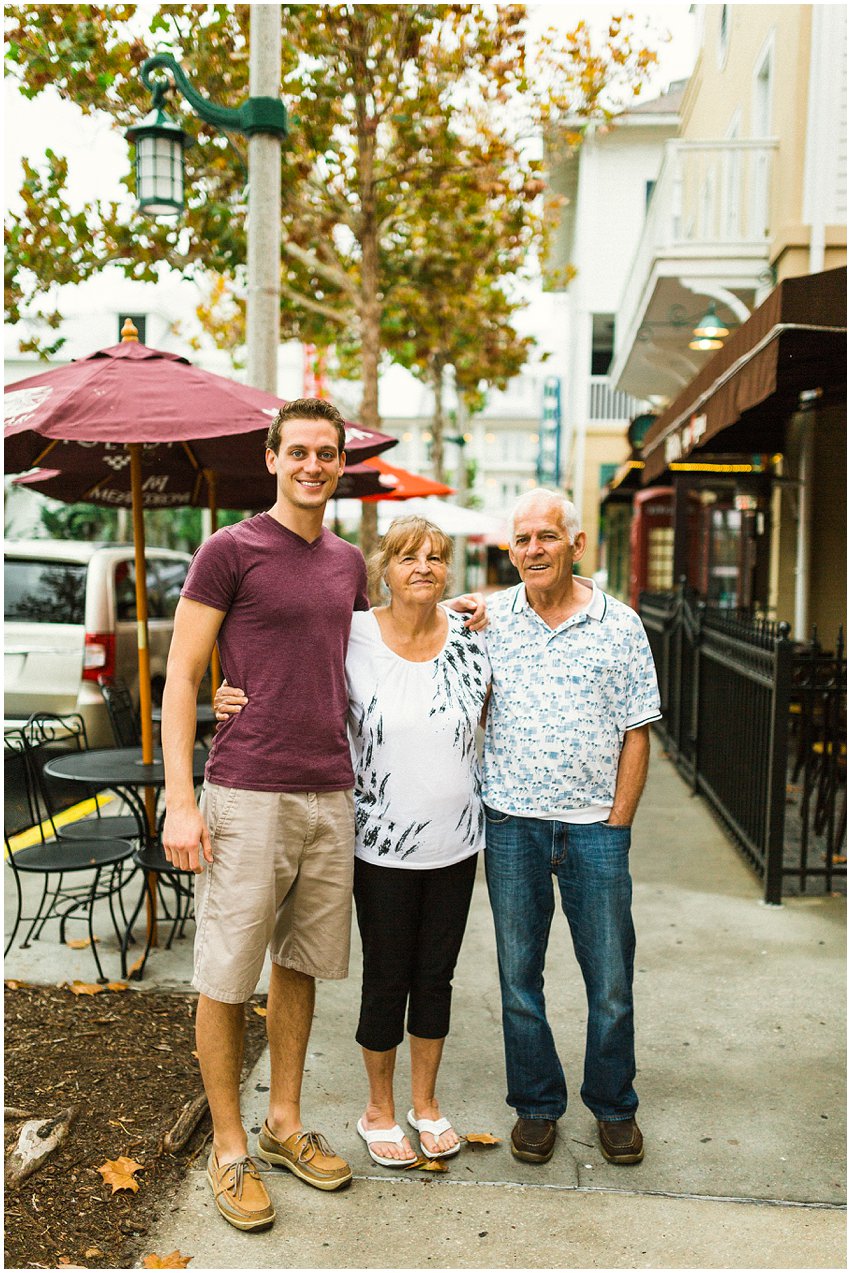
{"left": 266, "top": 399, "right": 347, "bottom": 456}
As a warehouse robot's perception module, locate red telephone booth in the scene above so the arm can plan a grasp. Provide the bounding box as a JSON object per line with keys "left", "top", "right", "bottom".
{"left": 629, "top": 487, "right": 675, "bottom": 610}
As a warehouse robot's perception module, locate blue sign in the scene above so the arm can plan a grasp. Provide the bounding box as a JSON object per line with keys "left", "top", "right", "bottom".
{"left": 537, "top": 376, "right": 562, "bottom": 485}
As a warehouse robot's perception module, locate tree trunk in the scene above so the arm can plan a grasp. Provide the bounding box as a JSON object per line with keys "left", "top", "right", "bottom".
{"left": 429, "top": 361, "right": 446, "bottom": 483}
{"left": 355, "top": 86, "right": 383, "bottom": 599}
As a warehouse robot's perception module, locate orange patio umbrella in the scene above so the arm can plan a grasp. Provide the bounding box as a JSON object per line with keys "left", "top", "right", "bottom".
{"left": 359, "top": 455, "right": 454, "bottom": 501}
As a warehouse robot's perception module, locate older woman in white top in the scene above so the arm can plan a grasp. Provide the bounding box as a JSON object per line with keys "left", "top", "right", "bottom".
{"left": 215, "top": 517, "right": 489, "bottom": 1168}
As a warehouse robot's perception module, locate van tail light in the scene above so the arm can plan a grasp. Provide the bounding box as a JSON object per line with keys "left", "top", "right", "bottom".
{"left": 82, "top": 632, "right": 116, "bottom": 683}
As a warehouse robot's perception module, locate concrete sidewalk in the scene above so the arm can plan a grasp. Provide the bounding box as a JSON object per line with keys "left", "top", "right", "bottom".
{"left": 5, "top": 740, "right": 846, "bottom": 1268}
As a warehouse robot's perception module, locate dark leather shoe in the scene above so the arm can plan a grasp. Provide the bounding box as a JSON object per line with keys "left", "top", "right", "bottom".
{"left": 510, "top": 1117, "right": 557, "bottom": 1164}
{"left": 597, "top": 1117, "right": 644, "bottom": 1164}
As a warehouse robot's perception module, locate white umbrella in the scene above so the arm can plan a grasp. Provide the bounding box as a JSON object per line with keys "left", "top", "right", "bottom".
{"left": 328, "top": 496, "right": 509, "bottom": 539}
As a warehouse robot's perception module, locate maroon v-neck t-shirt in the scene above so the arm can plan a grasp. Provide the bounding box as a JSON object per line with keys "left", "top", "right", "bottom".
{"left": 181, "top": 512, "right": 369, "bottom": 792}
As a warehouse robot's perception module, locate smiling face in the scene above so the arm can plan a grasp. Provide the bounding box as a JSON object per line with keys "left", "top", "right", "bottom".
{"left": 265, "top": 418, "right": 345, "bottom": 512}
{"left": 385, "top": 535, "right": 449, "bottom": 607}
{"left": 509, "top": 497, "right": 586, "bottom": 599}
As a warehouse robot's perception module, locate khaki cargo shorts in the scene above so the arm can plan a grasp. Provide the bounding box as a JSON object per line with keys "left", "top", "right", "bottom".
{"left": 192, "top": 783, "right": 355, "bottom": 1003}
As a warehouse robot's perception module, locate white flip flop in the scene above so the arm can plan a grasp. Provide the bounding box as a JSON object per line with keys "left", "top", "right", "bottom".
{"left": 356, "top": 1117, "right": 417, "bottom": 1168}
{"left": 406, "top": 1108, "right": 462, "bottom": 1160}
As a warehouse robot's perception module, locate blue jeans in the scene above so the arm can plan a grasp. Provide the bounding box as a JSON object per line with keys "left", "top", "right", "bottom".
{"left": 484, "top": 807, "right": 638, "bottom": 1123}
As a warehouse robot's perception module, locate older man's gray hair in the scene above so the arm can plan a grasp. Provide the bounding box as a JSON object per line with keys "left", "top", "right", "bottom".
{"left": 510, "top": 488, "right": 581, "bottom": 544}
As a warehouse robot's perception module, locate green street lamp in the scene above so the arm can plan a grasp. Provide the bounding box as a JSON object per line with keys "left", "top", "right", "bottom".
{"left": 126, "top": 52, "right": 288, "bottom": 219}
{"left": 126, "top": 8, "right": 287, "bottom": 398}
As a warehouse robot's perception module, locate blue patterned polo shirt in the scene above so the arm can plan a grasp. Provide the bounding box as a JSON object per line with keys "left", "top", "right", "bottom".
{"left": 482, "top": 577, "right": 661, "bottom": 821}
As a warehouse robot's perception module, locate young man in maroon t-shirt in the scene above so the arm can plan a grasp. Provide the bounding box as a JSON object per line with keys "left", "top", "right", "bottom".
{"left": 162, "top": 399, "right": 367, "bottom": 1230}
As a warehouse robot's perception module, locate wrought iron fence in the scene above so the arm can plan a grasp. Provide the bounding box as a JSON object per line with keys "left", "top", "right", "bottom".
{"left": 639, "top": 584, "right": 846, "bottom": 903}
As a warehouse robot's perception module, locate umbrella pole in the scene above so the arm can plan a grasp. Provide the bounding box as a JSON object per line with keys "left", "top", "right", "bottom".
{"left": 129, "top": 443, "right": 158, "bottom": 947}
{"left": 206, "top": 472, "right": 222, "bottom": 702}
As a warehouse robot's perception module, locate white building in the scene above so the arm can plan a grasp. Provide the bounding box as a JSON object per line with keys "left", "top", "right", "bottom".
{"left": 545, "top": 80, "right": 687, "bottom": 573}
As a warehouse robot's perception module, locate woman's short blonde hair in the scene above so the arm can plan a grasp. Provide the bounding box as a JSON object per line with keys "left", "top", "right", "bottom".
{"left": 368, "top": 516, "right": 454, "bottom": 594}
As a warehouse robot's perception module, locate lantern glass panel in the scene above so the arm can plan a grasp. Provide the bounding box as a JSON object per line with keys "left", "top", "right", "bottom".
{"left": 136, "top": 132, "right": 183, "bottom": 216}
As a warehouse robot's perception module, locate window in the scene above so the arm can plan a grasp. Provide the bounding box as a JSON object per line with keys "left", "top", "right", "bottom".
{"left": 590, "top": 313, "right": 615, "bottom": 375}
{"left": 114, "top": 559, "right": 169, "bottom": 621}
{"left": 156, "top": 560, "right": 190, "bottom": 618}
{"left": 4, "top": 559, "right": 87, "bottom": 625}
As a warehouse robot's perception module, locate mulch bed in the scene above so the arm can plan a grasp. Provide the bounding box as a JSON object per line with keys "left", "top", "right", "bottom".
{"left": 4, "top": 983, "right": 269, "bottom": 1270}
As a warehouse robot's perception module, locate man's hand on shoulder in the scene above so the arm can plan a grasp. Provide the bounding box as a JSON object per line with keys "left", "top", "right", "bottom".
{"left": 444, "top": 592, "right": 488, "bottom": 632}
{"left": 162, "top": 805, "right": 213, "bottom": 874}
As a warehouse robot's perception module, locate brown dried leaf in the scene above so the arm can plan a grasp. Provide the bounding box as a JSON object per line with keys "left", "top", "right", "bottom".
{"left": 464, "top": 1132, "right": 502, "bottom": 1145}
{"left": 252, "top": 1005, "right": 267, "bottom": 1017}
{"left": 416, "top": 1158, "right": 449, "bottom": 1172}
{"left": 4, "top": 979, "right": 29, "bottom": 990}
{"left": 66, "top": 936, "right": 98, "bottom": 949}
{"left": 127, "top": 954, "right": 145, "bottom": 976}
{"left": 84, "top": 1249, "right": 103, "bottom": 1260}
{"left": 96, "top": 1155, "right": 145, "bottom": 1193}
{"left": 67, "top": 981, "right": 104, "bottom": 996}
{"left": 141, "top": 1252, "right": 193, "bottom": 1269}
{"left": 106, "top": 981, "right": 130, "bottom": 992}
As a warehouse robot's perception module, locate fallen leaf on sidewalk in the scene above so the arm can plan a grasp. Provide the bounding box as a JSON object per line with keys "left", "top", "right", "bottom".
{"left": 66, "top": 937, "right": 99, "bottom": 949}
{"left": 66, "top": 982, "right": 104, "bottom": 996}
{"left": 252, "top": 1005, "right": 267, "bottom": 1017}
{"left": 141, "top": 1251, "right": 192, "bottom": 1268}
{"left": 4, "top": 980, "right": 30, "bottom": 990}
{"left": 96, "top": 1156, "right": 145, "bottom": 1193}
{"left": 464, "top": 1132, "right": 501, "bottom": 1145}
{"left": 106, "top": 982, "right": 130, "bottom": 992}
{"left": 127, "top": 955, "right": 145, "bottom": 976}
{"left": 403, "top": 1156, "right": 448, "bottom": 1172}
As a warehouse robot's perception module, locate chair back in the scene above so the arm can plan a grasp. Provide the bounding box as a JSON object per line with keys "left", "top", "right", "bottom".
{"left": 98, "top": 676, "right": 141, "bottom": 746}
{"left": 4, "top": 727, "right": 38, "bottom": 844}
{"left": 22, "top": 714, "right": 92, "bottom": 840}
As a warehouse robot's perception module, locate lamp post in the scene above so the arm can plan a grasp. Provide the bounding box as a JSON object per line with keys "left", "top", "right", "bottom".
{"left": 126, "top": 10, "right": 285, "bottom": 724}
{"left": 126, "top": 5, "right": 287, "bottom": 393}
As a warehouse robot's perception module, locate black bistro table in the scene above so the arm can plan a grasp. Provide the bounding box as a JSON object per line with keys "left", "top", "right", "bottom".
{"left": 43, "top": 746, "right": 209, "bottom": 977}
{"left": 43, "top": 745, "right": 208, "bottom": 813}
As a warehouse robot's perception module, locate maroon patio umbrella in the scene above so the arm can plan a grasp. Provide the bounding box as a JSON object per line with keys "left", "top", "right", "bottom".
{"left": 4, "top": 333, "right": 398, "bottom": 780}
{"left": 3, "top": 341, "right": 396, "bottom": 472}
{"left": 13, "top": 457, "right": 390, "bottom": 510}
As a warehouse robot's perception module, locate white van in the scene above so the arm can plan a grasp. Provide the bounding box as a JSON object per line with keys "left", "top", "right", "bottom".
{"left": 4, "top": 541, "right": 192, "bottom": 747}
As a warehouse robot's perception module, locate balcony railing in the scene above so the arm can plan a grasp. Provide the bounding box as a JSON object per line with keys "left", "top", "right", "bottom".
{"left": 617, "top": 137, "right": 779, "bottom": 351}
{"left": 588, "top": 376, "right": 639, "bottom": 422}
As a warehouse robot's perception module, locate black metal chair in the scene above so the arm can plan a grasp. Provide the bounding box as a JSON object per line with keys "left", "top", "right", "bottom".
{"left": 94, "top": 679, "right": 200, "bottom": 977}
{"left": 24, "top": 712, "right": 145, "bottom": 846}
{"left": 4, "top": 726, "right": 136, "bottom": 982}
{"left": 120, "top": 820, "right": 196, "bottom": 980}
{"left": 97, "top": 675, "right": 141, "bottom": 747}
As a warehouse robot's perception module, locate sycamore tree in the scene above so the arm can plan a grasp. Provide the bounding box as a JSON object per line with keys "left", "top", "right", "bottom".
{"left": 5, "top": 5, "right": 661, "bottom": 562}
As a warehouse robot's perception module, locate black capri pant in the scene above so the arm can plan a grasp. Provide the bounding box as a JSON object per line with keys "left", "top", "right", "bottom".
{"left": 353, "top": 852, "right": 478, "bottom": 1053}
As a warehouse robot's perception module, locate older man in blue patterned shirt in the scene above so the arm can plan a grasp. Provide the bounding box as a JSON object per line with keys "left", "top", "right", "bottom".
{"left": 482, "top": 487, "right": 661, "bottom": 1168}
